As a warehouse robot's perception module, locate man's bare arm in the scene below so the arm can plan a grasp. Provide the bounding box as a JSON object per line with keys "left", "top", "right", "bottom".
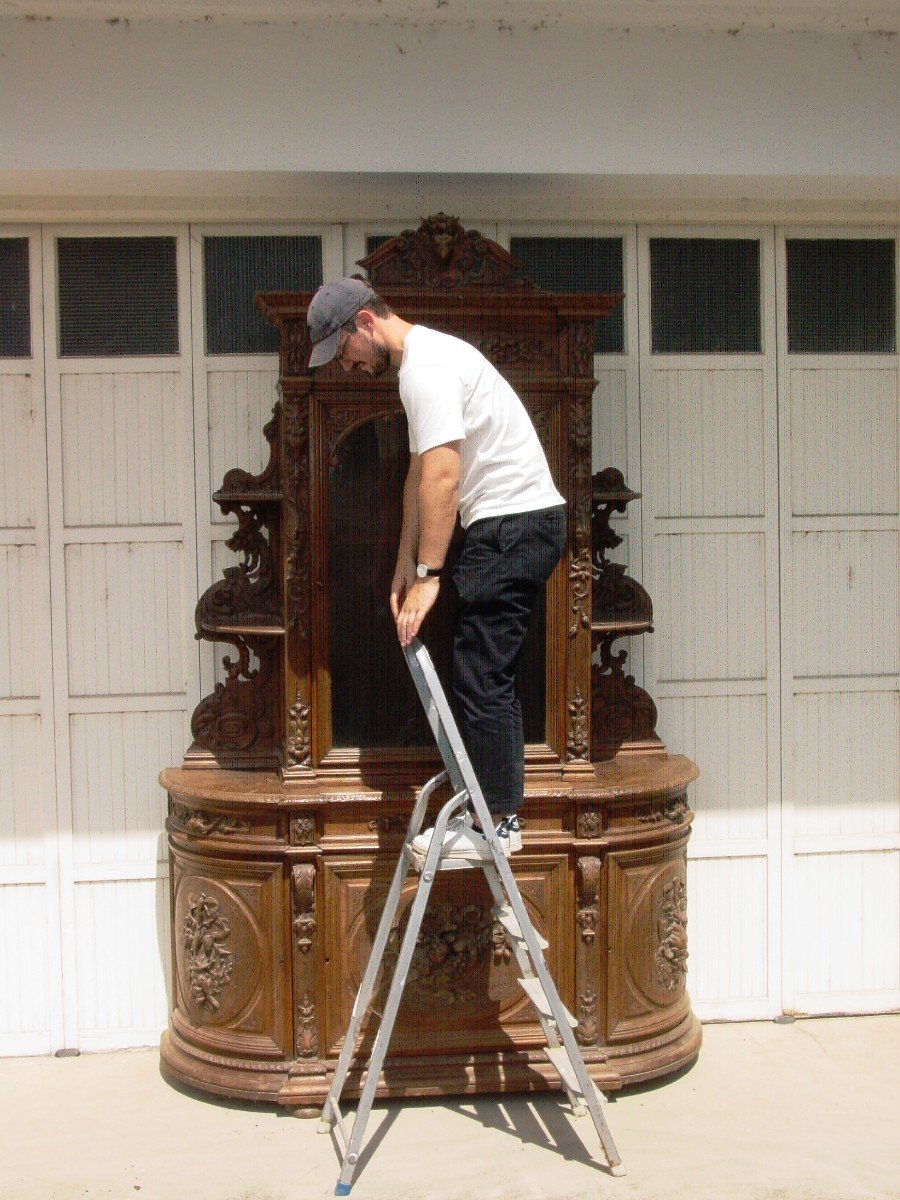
{"left": 415, "top": 443, "right": 460, "bottom": 568}
{"left": 394, "top": 443, "right": 460, "bottom": 645}
{"left": 390, "top": 454, "right": 421, "bottom": 622}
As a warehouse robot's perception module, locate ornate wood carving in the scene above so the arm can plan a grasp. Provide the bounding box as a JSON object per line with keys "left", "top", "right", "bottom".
{"left": 281, "top": 318, "right": 314, "bottom": 379}
{"left": 589, "top": 467, "right": 664, "bottom": 761}
{"left": 283, "top": 395, "right": 310, "bottom": 640}
{"left": 576, "top": 856, "right": 601, "bottom": 946}
{"left": 290, "top": 861, "right": 320, "bottom": 1062}
{"left": 296, "top": 991, "right": 319, "bottom": 1058}
{"left": 575, "top": 856, "right": 601, "bottom": 1045}
{"left": 168, "top": 804, "right": 249, "bottom": 840}
{"left": 286, "top": 700, "right": 311, "bottom": 769}
{"left": 569, "top": 549, "right": 592, "bottom": 639}
{"left": 570, "top": 321, "right": 595, "bottom": 378}
{"left": 591, "top": 634, "right": 661, "bottom": 759}
{"left": 591, "top": 469, "right": 652, "bottom": 627}
{"left": 638, "top": 793, "right": 688, "bottom": 825}
{"left": 182, "top": 892, "right": 234, "bottom": 1012}
{"left": 566, "top": 687, "right": 589, "bottom": 763}
{"left": 360, "top": 212, "right": 534, "bottom": 292}
{"left": 190, "top": 636, "right": 279, "bottom": 757}
{"left": 381, "top": 901, "right": 497, "bottom": 1010}
{"left": 471, "top": 328, "right": 558, "bottom": 370}
{"left": 289, "top": 816, "right": 317, "bottom": 846}
{"left": 195, "top": 505, "right": 279, "bottom": 631}
{"left": 577, "top": 807, "right": 602, "bottom": 839}
{"left": 292, "top": 864, "right": 317, "bottom": 955}
{"left": 656, "top": 877, "right": 689, "bottom": 994}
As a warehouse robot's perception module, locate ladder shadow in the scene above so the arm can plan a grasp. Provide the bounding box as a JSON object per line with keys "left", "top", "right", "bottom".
{"left": 453, "top": 1093, "right": 605, "bottom": 1170}
{"left": 335, "top": 1101, "right": 402, "bottom": 1180}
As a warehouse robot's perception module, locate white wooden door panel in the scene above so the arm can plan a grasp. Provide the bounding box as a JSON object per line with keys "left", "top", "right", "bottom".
{"left": 0, "top": 227, "right": 60, "bottom": 1054}
{"left": 648, "top": 367, "right": 767, "bottom": 519}
{"left": 687, "top": 856, "right": 770, "bottom": 1015}
{"left": 790, "top": 367, "right": 898, "bottom": 517}
{"left": 778, "top": 228, "right": 899, "bottom": 1017}
{"left": 653, "top": 531, "right": 768, "bottom": 684}
{"left": 640, "top": 225, "right": 782, "bottom": 1020}
{"left": 73, "top": 876, "right": 171, "bottom": 1051}
{"left": 791, "top": 530, "right": 898, "bottom": 679}
{"left": 42, "top": 224, "right": 196, "bottom": 1048}
{"left": 59, "top": 370, "right": 183, "bottom": 528}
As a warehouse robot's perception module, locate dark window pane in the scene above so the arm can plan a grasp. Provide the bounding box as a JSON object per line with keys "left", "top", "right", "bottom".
{"left": 511, "top": 237, "right": 624, "bottom": 353}
{"left": 787, "top": 238, "right": 896, "bottom": 353}
{"left": 365, "top": 234, "right": 393, "bottom": 255}
{"left": 0, "top": 238, "right": 30, "bottom": 358}
{"left": 204, "top": 235, "right": 323, "bottom": 355}
{"left": 651, "top": 238, "right": 761, "bottom": 353}
{"left": 327, "top": 414, "right": 545, "bottom": 749}
{"left": 58, "top": 237, "right": 178, "bottom": 357}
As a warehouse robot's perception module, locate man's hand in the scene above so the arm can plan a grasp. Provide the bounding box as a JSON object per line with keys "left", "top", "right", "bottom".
{"left": 395, "top": 577, "right": 440, "bottom": 646}
{"left": 390, "top": 555, "right": 417, "bottom": 622}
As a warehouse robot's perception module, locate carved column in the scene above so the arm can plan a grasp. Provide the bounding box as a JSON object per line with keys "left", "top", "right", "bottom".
{"left": 291, "top": 863, "right": 319, "bottom": 1059}
{"left": 281, "top": 380, "right": 313, "bottom": 776}
{"left": 575, "top": 847, "right": 602, "bottom": 1048}
{"left": 564, "top": 348, "right": 597, "bottom": 772}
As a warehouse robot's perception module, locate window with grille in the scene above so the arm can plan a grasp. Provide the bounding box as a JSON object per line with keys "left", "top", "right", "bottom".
{"left": 0, "top": 238, "right": 31, "bottom": 358}
{"left": 204, "top": 235, "right": 323, "bottom": 355}
{"left": 650, "top": 238, "right": 761, "bottom": 354}
{"left": 786, "top": 238, "right": 896, "bottom": 354}
{"left": 57, "top": 237, "right": 179, "bottom": 357}
{"left": 511, "top": 237, "right": 625, "bottom": 354}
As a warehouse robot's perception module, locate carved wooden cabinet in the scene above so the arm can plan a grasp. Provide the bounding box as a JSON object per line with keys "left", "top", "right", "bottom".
{"left": 160, "top": 216, "right": 701, "bottom": 1112}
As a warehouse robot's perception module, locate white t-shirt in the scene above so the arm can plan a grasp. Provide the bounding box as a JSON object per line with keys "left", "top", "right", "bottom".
{"left": 397, "top": 325, "right": 565, "bottom": 529}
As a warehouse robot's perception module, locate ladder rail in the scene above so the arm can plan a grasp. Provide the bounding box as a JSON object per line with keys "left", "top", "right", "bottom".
{"left": 320, "top": 768, "right": 450, "bottom": 1130}
{"left": 403, "top": 639, "right": 623, "bottom": 1173}
{"left": 335, "top": 788, "right": 469, "bottom": 1195}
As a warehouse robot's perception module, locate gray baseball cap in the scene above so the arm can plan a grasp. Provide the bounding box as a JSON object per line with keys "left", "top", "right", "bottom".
{"left": 307, "top": 277, "right": 377, "bottom": 368}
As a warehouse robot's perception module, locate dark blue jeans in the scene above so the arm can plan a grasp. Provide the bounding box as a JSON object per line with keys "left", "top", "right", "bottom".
{"left": 450, "top": 504, "right": 566, "bottom": 816}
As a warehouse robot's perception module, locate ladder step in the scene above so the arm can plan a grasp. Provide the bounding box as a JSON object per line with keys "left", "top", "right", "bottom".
{"left": 406, "top": 844, "right": 480, "bottom": 873}
{"left": 517, "top": 977, "right": 578, "bottom": 1027}
{"left": 495, "top": 904, "right": 549, "bottom": 950}
{"left": 543, "top": 1045, "right": 585, "bottom": 1096}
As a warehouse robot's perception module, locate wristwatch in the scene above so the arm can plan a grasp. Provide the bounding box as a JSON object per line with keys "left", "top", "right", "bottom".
{"left": 416, "top": 563, "right": 441, "bottom": 579}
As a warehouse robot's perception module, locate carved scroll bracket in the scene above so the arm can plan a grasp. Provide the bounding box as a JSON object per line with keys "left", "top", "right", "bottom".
{"left": 575, "top": 856, "right": 602, "bottom": 1045}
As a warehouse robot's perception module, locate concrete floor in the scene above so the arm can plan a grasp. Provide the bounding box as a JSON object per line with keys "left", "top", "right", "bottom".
{"left": 1, "top": 1016, "right": 898, "bottom": 1200}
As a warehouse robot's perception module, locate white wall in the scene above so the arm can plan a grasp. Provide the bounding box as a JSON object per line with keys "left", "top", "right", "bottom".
{"left": 0, "top": 19, "right": 897, "bottom": 180}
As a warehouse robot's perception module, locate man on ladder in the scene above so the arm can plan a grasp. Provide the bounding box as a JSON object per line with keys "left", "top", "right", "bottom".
{"left": 307, "top": 276, "right": 567, "bottom": 858}
{"left": 308, "top": 280, "right": 622, "bottom": 1195}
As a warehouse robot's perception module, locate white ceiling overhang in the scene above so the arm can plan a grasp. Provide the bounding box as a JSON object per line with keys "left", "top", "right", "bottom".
{"left": 0, "top": 1, "right": 897, "bottom": 34}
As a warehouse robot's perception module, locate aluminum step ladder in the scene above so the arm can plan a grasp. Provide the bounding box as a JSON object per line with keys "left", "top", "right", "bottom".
{"left": 319, "top": 637, "right": 624, "bottom": 1195}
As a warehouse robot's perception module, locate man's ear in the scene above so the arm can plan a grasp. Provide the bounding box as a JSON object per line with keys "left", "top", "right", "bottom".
{"left": 355, "top": 307, "right": 377, "bottom": 335}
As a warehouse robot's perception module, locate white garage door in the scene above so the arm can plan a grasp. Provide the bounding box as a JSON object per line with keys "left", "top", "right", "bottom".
{"left": 0, "top": 218, "right": 895, "bottom": 1054}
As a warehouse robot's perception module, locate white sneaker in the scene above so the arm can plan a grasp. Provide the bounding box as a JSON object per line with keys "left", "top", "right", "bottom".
{"left": 410, "top": 819, "right": 491, "bottom": 862}
{"left": 496, "top": 815, "right": 523, "bottom": 854}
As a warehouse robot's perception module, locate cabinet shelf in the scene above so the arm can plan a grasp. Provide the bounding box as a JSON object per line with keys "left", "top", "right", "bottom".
{"left": 199, "top": 621, "right": 286, "bottom": 638}
{"left": 591, "top": 620, "right": 653, "bottom": 636}
{"left": 213, "top": 490, "right": 283, "bottom": 505}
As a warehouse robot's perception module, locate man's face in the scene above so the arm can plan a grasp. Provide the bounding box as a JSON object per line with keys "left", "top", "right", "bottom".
{"left": 336, "top": 322, "right": 391, "bottom": 378}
